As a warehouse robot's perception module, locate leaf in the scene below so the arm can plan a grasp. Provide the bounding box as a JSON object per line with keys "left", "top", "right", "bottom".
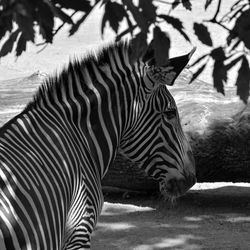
{"left": 213, "top": 61, "right": 227, "bottom": 95}
{"left": 51, "top": 6, "right": 73, "bottom": 24}
{"left": 237, "top": 10, "right": 250, "bottom": 49}
{"left": 101, "top": 1, "right": 126, "bottom": 35}
{"left": 211, "top": 47, "right": 226, "bottom": 61}
{"left": 0, "top": 16, "right": 13, "bottom": 40}
{"left": 36, "top": 2, "right": 54, "bottom": 43}
{"left": 193, "top": 23, "right": 213, "bottom": 46}
{"left": 152, "top": 26, "right": 170, "bottom": 66}
{"left": 181, "top": 0, "right": 192, "bottom": 10}
{"left": 52, "top": 0, "right": 92, "bottom": 12}
{"left": 130, "top": 32, "right": 148, "bottom": 63}
{"left": 15, "top": 33, "right": 27, "bottom": 57}
{"left": 14, "top": 3, "right": 29, "bottom": 16}
{"left": 205, "top": 0, "right": 214, "bottom": 10}
{"left": 229, "top": 9, "right": 250, "bottom": 49}
{"left": 0, "top": 30, "right": 20, "bottom": 57}
{"left": 171, "top": 0, "right": 181, "bottom": 9}
{"left": 190, "top": 62, "right": 207, "bottom": 83}
{"left": 123, "top": 0, "right": 148, "bottom": 32}
{"left": 139, "top": 0, "right": 156, "bottom": 23}
{"left": 159, "top": 15, "right": 190, "bottom": 42}
{"left": 15, "top": 14, "right": 35, "bottom": 42}
{"left": 236, "top": 56, "right": 250, "bottom": 103}
{"left": 69, "top": 13, "right": 89, "bottom": 36}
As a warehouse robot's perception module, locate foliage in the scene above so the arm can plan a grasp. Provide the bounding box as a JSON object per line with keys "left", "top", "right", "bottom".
{"left": 0, "top": 0, "right": 250, "bottom": 102}
{"left": 190, "top": 0, "right": 250, "bottom": 104}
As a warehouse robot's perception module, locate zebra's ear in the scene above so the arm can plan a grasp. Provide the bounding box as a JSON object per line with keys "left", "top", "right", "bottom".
{"left": 163, "top": 47, "right": 196, "bottom": 86}
{"left": 145, "top": 48, "right": 196, "bottom": 87}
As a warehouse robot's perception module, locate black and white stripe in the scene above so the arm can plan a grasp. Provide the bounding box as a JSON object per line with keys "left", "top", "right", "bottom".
{"left": 0, "top": 41, "right": 195, "bottom": 249}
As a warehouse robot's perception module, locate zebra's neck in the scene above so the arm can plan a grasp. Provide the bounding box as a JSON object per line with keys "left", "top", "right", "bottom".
{"left": 25, "top": 42, "right": 141, "bottom": 178}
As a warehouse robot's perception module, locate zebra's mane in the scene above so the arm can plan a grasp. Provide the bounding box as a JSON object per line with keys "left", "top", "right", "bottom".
{"left": 26, "top": 40, "right": 131, "bottom": 110}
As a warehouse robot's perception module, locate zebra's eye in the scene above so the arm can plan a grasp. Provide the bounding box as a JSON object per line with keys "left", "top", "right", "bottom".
{"left": 164, "top": 109, "right": 177, "bottom": 120}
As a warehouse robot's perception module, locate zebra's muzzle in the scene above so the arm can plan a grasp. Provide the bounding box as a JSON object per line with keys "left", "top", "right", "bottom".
{"left": 160, "top": 173, "right": 196, "bottom": 198}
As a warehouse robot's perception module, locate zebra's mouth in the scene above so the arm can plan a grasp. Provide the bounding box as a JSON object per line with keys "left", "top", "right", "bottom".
{"left": 159, "top": 174, "right": 196, "bottom": 199}
{"left": 159, "top": 180, "right": 181, "bottom": 199}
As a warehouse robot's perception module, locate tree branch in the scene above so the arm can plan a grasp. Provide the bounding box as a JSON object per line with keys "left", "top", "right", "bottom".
{"left": 154, "top": 0, "right": 174, "bottom": 4}
{"left": 53, "top": 10, "right": 78, "bottom": 37}
{"left": 211, "top": 0, "right": 222, "bottom": 22}
{"left": 203, "top": 19, "right": 231, "bottom": 31}
{"left": 115, "top": 25, "right": 137, "bottom": 41}
{"left": 203, "top": 0, "right": 231, "bottom": 32}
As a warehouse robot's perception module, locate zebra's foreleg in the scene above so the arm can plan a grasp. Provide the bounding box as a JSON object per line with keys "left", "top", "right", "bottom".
{"left": 64, "top": 210, "right": 96, "bottom": 249}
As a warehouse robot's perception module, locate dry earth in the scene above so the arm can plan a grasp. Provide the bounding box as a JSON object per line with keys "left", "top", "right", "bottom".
{"left": 93, "top": 183, "right": 250, "bottom": 250}
{"left": 1, "top": 74, "right": 250, "bottom": 250}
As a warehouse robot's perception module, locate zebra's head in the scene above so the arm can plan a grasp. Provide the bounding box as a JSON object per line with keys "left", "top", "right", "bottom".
{"left": 120, "top": 46, "right": 196, "bottom": 198}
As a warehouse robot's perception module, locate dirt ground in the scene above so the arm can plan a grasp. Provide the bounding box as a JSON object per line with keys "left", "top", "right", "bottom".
{"left": 92, "top": 183, "right": 250, "bottom": 250}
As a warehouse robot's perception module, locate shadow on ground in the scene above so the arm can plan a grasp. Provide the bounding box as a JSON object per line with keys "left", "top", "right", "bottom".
{"left": 92, "top": 185, "right": 250, "bottom": 250}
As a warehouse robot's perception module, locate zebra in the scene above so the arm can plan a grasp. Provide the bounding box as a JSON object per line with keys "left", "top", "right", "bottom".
{"left": 0, "top": 41, "right": 196, "bottom": 249}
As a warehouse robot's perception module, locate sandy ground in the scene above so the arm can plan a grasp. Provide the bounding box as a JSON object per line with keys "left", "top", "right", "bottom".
{"left": 92, "top": 183, "right": 250, "bottom": 250}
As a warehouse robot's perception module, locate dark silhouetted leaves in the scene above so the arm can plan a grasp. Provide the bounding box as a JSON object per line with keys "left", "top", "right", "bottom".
{"left": 171, "top": 0, "right": 181, "bottom": 9}
{"left": 190, "top": 62, "right": 207, "bottom": 83}
{"left": 52, "top": 0, "right": 92, "bottom": 12}
{"left": 139, "top": 0, "right": 156, "bottom": 23}
{"left": 236, "top": 56, "right": 250, "bottom": 103}
{"left": 205, "top": 0, "right": 214, "bottom": 10}
{"left": 0, "top": 16, "right": 13, "bottom": 40}
{"left": 36, "top": 2, "right": 54, "bottom": 43}
{"left": 122, "top": 0, "right": 148, "bottom": 32}
{"left": 130, "top": 32, "right": 148, "bottom": 63}
{"left": 211, "top": 47, "right": 226, "bottom": 61}
{"left": 181, "top": 0, "right": 192, "bottom": 10}
{"left": 0, "top": 30, "right": 20, "bottom": 57}
{"left": 152, "top": 26, "right": 170, "bottom": 66}
{"left": 211, "top": 47, "right": 227, "bottom": 95}
{"left": 15, "top": 33, "right": 27, "bottom": 57}
{"left": 213, "top": 61, "right": 227, "bottom": 95}
{"left": 170, "top": 0, "right": 192, "bottom": 10}
{"left": 230, "top": 9, "right": 250, "bottom": 49}
{"left": 101, "top": 2, "right": 126, "bottom": 35}
{"left": 51, "top": 6, "right": 73, "bottom": 24}
{"left": 69, "top": 13, "right": 90, "bottom": 36}
{"left": 194, "top": 23, "right": 213, "bottom": 46}
{"left": 15, "top": 14, "right": 35, "bottom": 42}
{"left": 159, "top": 15, "right": 190, "bottom": 42}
